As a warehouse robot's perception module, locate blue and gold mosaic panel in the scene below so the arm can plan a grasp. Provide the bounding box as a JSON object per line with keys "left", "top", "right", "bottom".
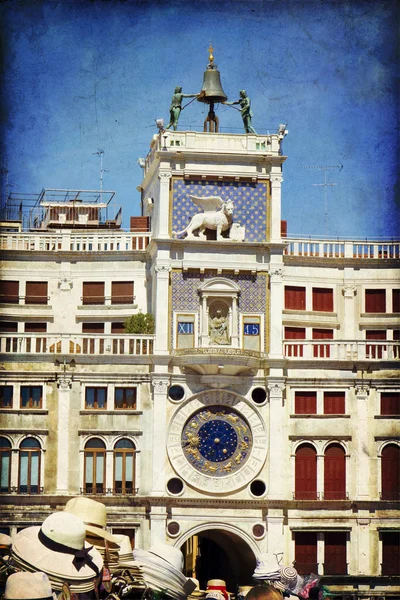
{"left": 172, "top": 179, "right": 268, "bottom": 243}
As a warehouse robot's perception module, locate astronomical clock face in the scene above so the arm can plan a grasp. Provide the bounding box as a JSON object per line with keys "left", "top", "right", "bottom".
{"left": 181, "top": 406, "right": 252, "bottom": 477}
{"left": 167, "top": 390, "right": 268, "bottom": 494}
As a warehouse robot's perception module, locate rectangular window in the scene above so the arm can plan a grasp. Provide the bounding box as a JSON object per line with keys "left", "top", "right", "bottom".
{"left": 176, "top": 314, "right": 195, "bottom": 350}
{"left": 82, "top": 323, "right": 105, "bottom": 334}
{"left": 382, "top": 532, "right": 400, "bottom": 576}
{"left": 111, "top": 281, "right": 134, "bottom": 305}
{"left": 20, "top": 386, "right": 42, "bottom": 409}
{"left": 0, "top": 386, "right": 13, "bottom": 408}
{"left": 284, "top": 286, "right": 306, "bottom": 310}
{"left": 85, "top": 387, "right": 107, "bottom": 409}
{"left": 24, "top": 323, "right": 47, "bottom": 333}
{"left": 365, "top": 289, "right": 386, "bottom": 313}
{"left": 312, "top": 328, "right": 333, "bottom": 358}
{"left": 294, "top": 532, "right": 318, "bottom": 574}
{"left": 111, "top": 322, "right": 125, "bottom": 334}
{"left": 381, "top": 392, "right": 400, "bottom": 415}
{"left": 115, "top": 388, "right": 137, "bottom": 410}
{"left": 324, "top": 391, "right": 345, "bottom": 414}
{"left": 0, "top": 322, "right": 18, "bottom": 332}
{"left": 295, "top": 391, "right": 317, "bottom": 415}
{"left": 0, "top": 281, "right": 19, "bottom": 304}
{"left": 366, "top": 330, "right": 386, "bottom": 359}
{"left": 393, "top": 290, "right": 400, "bottom": 313}
{"left": 25, "top": 282, "right": 48, "bottom": 305}
{"left": 243, "top": 316, "right": 261, "bottom": 351}
{"left": 284, "top": 327, "right": 306, "bottom": 358}
{"left": 82, "top": 282, "right": 105, "bottom": 305}
{"left": 312, "top": 288, "right": 333, "bottom": 312}
{"left": 324, "top": 532, "right": 347, "bottom": 575}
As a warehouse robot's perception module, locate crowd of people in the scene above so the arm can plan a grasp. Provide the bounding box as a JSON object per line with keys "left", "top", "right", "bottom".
{"left": 0, "top": 497, "right": 328, "bottom": 600}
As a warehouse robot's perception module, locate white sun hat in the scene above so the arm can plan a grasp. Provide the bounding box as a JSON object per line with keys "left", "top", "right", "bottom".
{"left": 149, "top": 541, "right": 184, "bottom": 572}
{"left": 63, "top": 497, "right": 119, "bottom": 546}
{"left": 4, "top": 572, "right": 55, "bottom": 600}
{"left": 253, "top": 553, "right": 280, "bottom": 580}
{"left": 10, "top": 511, "right": 103, "bottom": 592}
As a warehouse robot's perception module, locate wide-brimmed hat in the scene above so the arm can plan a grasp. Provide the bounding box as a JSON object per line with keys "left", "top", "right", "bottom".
{"left": 237, "top": 586, "right": 253, "bottom": 598}
{"left": 188, "top": 578, "right": 207, "bottom": 598}
{"left": 206, "top": 579, "right": 231, "bottom": 600}
{"left": 253, "top": 554, "right": 280, "bottom": 580}
{"left": 4, "top": 571, "right": 55, "bottom": 599}
{"left": 133, "top": 544, "right": 196, "bottom": 599}
{"left": 10, "top": 512, "right": 103, "bottom": 593}
{"left": 63, "top": 497, "right": 119, "bottom": 545}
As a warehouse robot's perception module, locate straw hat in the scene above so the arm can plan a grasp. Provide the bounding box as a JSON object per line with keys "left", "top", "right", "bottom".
{"left": 149, "top": 541, "right": 184, "bottom": 572}
{"left": 279, "top": 566, "right": 299, "bottom": 590}
{"left": 238, "top": 586, "right": 253, "bottom": 598}
{"left": 4, "top": 571, "right": 54, "bottom": 599}
{"left": 206, "top": 579, "right": 230, "bottom": 600}
{"left": 10, "top": 512, "right": 103, "bottom": 593}
{"left": 63, "top": 497, "right": 119, "bottom": 545}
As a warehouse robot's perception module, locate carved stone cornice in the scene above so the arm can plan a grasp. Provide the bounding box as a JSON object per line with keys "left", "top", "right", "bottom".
{"left": 355, "top": 384, "right": 370, "bottom": 397}
{"left": 267, "top": 380, "right": 285, "bottom": 399}
{"left": 57, "top": 376, "right": 73, "bottom": 390}
{"left": 270, "top": 175, "right": 283, "bottom": 185}
{"left": 158, "top": 171, "right": 172, "bottom": 182}
{"left": 154, "top": 264, "right": 171, "bottom": 274}
{"left": 268, "top": 267, "right": 283, "bottom": 282}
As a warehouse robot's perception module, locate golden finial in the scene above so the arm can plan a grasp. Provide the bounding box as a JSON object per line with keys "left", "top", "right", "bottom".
{"left": 208, "top": 41, "right": 214, "bottom": 65}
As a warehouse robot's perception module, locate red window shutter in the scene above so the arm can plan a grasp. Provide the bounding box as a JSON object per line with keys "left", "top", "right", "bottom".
{"left": 111, "top": 322, "right": 125, "bottom": 334}
{"left": 25, "top": 282, "right": 48, "bottom": 305}
{"left": 284, "top": 327, "right": 305, "bottom": 357}
{"left": 393, "top": 330, "right": 400, "bottom": 340}
{"left": 295, "top": 532, "right": 318, "bottom": 574}
{"left": 365, "top": 289, "right": 386, "bottom": 313}
{"left": 0, "top": 281, "right": 19, "bottom": 304}
{"left": 111, "top": 281, "right": 134, "bottom": 305}
{"left": 382, "top": 532, "right": 400, "bottom": 575}
{"left": 324, "top": 532, "right": 347, "bottom": 574}
{"left": 312, "top": 328, "right": 333, "bottom": 358}
{"left": 381, "top": 392, "right": 400, "bottom": 415}
{"left": 295, "top": 444, "right": 317, "bottom": 500}
{"left": 24, "top": 323, "right": 47, "bottom": 333}
{"left": 324, "top": 444, "right": 346, "bottom": 500}
{"left": 0, "top": 321, "right": 18, "bottom": 332}
{"left": 295, "top": 391, "right": 317, "bottom": 415}
{"left": 284, "top": 286, "right": 306, "bottom": 310}
{"left": 324, "top": 392, "right": 345, "bottom": 414}
{"left": 393, "top": 290, "right": 400, "bottom": 313}
{"left": 312, "top": 288, "right": 333, "bottom": 312}
{"left": 82, "top": 282, "right": 105, "bottom": 305}
{"left": 381, "top": 445, "right": 400, "bottom": 500}
{"left": 82, "top": 323, "right": 105, "bottom": 334}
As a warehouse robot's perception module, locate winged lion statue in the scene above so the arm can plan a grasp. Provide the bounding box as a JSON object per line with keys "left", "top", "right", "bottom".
{"left": 172, "top": 195, "right": 234, "bottom": 240}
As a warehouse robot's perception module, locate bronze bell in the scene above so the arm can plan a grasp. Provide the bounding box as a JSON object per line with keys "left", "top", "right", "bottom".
{"left": 197, "top": 67, "right": 227, "bottom": 105}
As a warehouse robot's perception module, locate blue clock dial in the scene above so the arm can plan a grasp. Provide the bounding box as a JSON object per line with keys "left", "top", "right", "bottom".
{"left": 181, "top": 405, "right": 252, "bottom": 477}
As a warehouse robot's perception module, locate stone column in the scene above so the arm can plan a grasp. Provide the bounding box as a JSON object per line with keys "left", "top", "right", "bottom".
{"left": 317, "top": 452, "right": 324, "bottom": 499}
{"left": 342, "top": 284, "right": 357, "bottom": 340}
{"left": 151, "top": 377, "right": 170, "bottom": 495}
{"left": 106, "top": 450, "right": 114, "bottom": 493}
{"left": 157, "top": 171, "right": 172, "bottom": 239}
{"left": 355, "top": 384, "right": 371, "bottom": 500}
{"left": 266, "top": 510, "right": 285, "bottom": 557}
{"left": 268, "top": 267, "right": 284, "bottom": 359}
{"left": 150, "top": 505, "right": 167, "bottom": 545}
{"left": 153, "top": 264, "right": 171, "bottom": 354}
{"left": 55, "top": 377, "right": 73, "bottom": 494}
{"left": 356, "top": 516, "right": 371, "bottom": 575}
{"left": 270, "top": 173, "right": 283, "bottom": 243}
{"left": 267, "top": 380, "right": 286, "bottom": 499}
{"left": 317, "top": 532, "right": 324, "bottom": 574}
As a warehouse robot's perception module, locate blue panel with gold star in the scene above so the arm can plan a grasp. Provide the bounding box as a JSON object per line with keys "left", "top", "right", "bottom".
{"left": 172, "top": 179, "right": 268, "bottom": 243}
{"left": 181, "top": 405, "right": 252, "bottom": 477}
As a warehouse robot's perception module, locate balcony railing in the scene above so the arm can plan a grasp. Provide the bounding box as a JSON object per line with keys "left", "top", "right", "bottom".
{"left": 0, "top": 486, "right": 44, "bottom": 494}
{"left": 0, "top": 334, "right": 154, "bottom": 356}
{"left": 293, "top": 491, "right": 320, "bottom": 500}
{"left": 80, "top": 487, "right": 139, "bottom": 496}
{"left": 284, "top": 340, "right": 399, "bottom": 361}
{"left": 0, "top": 231, "right": 151, "bottom": 252}
{"left": 284, "top": 239, "right": 400, "bottom": 260}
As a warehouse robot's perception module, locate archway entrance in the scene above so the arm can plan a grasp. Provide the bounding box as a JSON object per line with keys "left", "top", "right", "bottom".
{"left": 180, "top": 529, "right": 256, "bottom": 592}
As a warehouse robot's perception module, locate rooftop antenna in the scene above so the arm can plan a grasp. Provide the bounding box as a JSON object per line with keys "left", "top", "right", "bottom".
{"left": 304, "top": 164, "right": 342, "bottom": 235}
{"left": 93, "top": 149, "right": 109, "bottom": 203}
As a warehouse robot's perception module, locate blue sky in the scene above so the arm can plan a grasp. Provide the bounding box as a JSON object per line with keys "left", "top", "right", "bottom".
{"left": 1, "top": 0, "right": 398, "bottom": 237}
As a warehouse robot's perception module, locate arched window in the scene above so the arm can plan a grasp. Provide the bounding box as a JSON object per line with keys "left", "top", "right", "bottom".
{"left": 0, "top": 437, "right": 11, "bottom": 493}
{"left": 19, "top": 438, "right": 41, "bottom": 493}
{"left": 113, "top": 439, "right": 136, "bottom": 495}
{"left": 324, "top": 444, "right": 346, "bottom": 500}
{"left": 295, "top": 444, "right": 317, "bottom": 500}
{"left": 84, "top": 438, "right": 106, "bottom": 494}
{"left": 381, "top": 444, "right": 400, "bottom": 500}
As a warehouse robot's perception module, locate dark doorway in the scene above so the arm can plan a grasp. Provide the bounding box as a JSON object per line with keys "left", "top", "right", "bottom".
{"left": 181, "top": 529, "right": 256, "bottom": 592}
